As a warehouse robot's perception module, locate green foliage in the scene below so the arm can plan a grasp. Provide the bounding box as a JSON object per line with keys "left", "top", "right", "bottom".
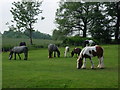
{"left": 2, "top": 45, "right": 118, "bottom": 88}
{"left": 62, "top": 36, "right": 99, "bottom": 46}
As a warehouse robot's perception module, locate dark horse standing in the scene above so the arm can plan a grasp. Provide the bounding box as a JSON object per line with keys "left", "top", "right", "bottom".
{"left": 48, "top": 44, "right": 60, "bottom": 58}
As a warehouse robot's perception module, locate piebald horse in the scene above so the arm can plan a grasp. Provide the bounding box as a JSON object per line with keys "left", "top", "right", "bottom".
{"left": 77, "top": 45, "right": 104, "bottom": 69}
{"left": 83, "top": 40, "right": 95, "bottom": 47}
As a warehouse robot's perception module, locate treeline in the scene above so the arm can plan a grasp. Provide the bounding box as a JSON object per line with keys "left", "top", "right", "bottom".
{"left": 2, "top": 30, "right": 52, "bottom": 40}
{"left": 53, "top": 1, "right": 120, "bottom": 44}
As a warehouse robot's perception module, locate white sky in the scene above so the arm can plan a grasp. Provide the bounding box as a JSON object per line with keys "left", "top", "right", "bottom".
{"left": 0, "top": 0, "right": 60, "bottom": 35}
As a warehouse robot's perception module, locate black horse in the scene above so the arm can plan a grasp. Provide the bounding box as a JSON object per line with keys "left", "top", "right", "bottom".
{"left": 9, "top": 46, "right": 28, "bottom": 60}
{"left": 19, "top": 42, "right": 26, "bottom": 46}
{"left": 48, "top": 44, "right": 60, "bottom": 58}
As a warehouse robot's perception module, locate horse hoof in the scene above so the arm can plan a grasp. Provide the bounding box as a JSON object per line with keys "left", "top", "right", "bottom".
{"left": 100, "top": 67, "right": 104, "bottom": 69}
{"left": 77, "top": 68, "right": 80, "bottom": 69}
{"left": 82, "top": 68, "right": 86, "bottom": 69}
{"left": 48, "top": 56, "right": 52, "bottom": 58}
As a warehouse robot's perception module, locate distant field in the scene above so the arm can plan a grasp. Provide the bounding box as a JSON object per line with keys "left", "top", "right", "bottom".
{"left": 2, "top": 45, "right": 118, "bottom": 88}
{"left": 2, "top": 38, "right": 62, "bottom": 48}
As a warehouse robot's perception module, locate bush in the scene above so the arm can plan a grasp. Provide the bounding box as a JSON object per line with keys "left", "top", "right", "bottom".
{"left": 62, "top": 36, "right": 99, "bottom": 46}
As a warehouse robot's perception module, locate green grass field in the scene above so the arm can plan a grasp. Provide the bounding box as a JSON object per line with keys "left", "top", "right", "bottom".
{"left": 2, "top": 45, "right": 118, "bottom": 88}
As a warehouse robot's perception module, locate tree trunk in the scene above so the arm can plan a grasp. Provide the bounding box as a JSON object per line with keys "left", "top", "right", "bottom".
{"left": 115, "top": 2, "right": 120, "bottom": 43}
{"left": 83, "top": 21, "right": 87, "bottom": 37}
{"left": 29, "top": 23, "right": 33, "bottom": 45}
{"left": 29, "top": 30, "right": 33, "bottom": 45}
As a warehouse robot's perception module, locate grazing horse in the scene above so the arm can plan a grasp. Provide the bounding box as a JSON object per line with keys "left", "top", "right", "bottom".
{"left": 64, "top": 46, "right": 70, "bottom": 57}
{"left": 77, "top": 45, "right": 104, "bottom": 69}
{"left": 71, "top": 48, "right": 81, "bottom": 57}
{"left": 19, "top": 42, "right": 26, "bottom": 46}
{"left": 83, "top": 40, "right": 95, "bottom": 47}
{"left": 48, "top": 44, "right": 60, "bottom": 58}
{"left": 9, "top": 46, "right": 28, "bottom": 60}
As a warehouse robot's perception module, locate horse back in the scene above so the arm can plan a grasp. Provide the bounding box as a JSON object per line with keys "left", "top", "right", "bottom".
{"left": 13, "top": 46, "right": 28, "bottom": 53}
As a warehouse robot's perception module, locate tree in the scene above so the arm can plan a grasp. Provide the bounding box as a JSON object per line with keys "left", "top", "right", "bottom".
{"left": 104, "top": 2, "right": 120, "bottom": 43}
{"left": 55, "top": 2, "right": 99, "bottom": 38}
{"left": 10, "top": 0, "right": 43, "bottom": 45}
{"left": 55, "top": 1, "right": 117, "bottom": 43}
{"left": 89, "top": 2, "right": 114, "bottom": 43}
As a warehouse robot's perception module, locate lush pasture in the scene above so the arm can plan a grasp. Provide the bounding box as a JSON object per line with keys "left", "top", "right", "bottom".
{"left": 2, "top": 45, "right": 118, "bottom": 88}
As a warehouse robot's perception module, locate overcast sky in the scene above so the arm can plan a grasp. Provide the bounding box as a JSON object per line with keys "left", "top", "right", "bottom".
{"left": 0, "top": 0, "right": 60, "bottom": 35}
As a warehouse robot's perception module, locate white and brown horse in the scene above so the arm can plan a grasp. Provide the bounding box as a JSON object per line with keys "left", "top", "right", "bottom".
{"left": 77, "top": 45, "right": 104, "bottom": 69}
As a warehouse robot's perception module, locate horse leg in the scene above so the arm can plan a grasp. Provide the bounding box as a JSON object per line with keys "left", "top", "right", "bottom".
{"left": 77, "top": 53, "right": 80, "bottom": 57}
{"left": 48, "top": 51, "right": 52, "bottom": 58}
{"left": 90, "top": 58, "right": 94, "bottom": 69}
{"left": 65, "top": 51, "right": 69, "bottom": 57}
{"left": 72, "top": 53, "right": 74, "bottom": 57}
{"left": 24, "top": 52, "right": 28, "bottom": 60}
{"left": 98, "top": 56, "right": 104, "bottom": 69}
{"left": 97, "top": 59, "right": 101, "bottom": 68}
{"left": 18, "top": 54, "right": 21, "bottom": 60}
{"left": 68, "top": 52, "right": 70, "bottom": 57}
{"left": 64, "top": 51, "right": 66, "bottom": 57}
{"left": 81, "top": 58, "right": 86, "bottom": 69}
{"left": 54, "top": 51, "right": 56, "bottom": 57}
{"left": 14, "top": 53, "right": 16, "bottom": 60}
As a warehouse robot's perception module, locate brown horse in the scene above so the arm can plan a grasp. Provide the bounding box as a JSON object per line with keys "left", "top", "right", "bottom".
{"left": 71, "top": 48, "right": 81, "bottom": 57}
